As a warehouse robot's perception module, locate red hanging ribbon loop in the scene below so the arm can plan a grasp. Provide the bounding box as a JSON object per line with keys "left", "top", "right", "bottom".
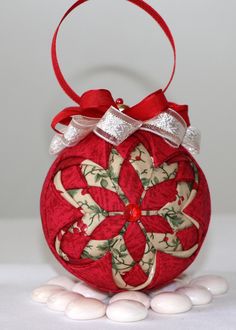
{"left": 51, "top": 0, "right": 176, "bottom": 104}
{"left": 51, "top": 0, "right": 189, "bottom": 132}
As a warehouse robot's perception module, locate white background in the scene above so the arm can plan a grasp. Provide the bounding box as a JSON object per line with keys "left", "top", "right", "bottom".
{"left": 0, "top": 1, "right": 236, "bottom": 329}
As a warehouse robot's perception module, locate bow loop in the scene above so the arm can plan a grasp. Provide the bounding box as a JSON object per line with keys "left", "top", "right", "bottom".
{"left": 123, "top": 89, "right": 169, "bottom": 121}
{"left": 168, "top": 102, "right": 190, "bottom": 127}
{"left": 51, "top": 107, "right": 81, "bottom": 133}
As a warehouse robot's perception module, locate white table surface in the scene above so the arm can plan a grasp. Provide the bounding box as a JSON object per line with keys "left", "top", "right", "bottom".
{"left": 0, "top": 265, "right": 235, "bottom": 330}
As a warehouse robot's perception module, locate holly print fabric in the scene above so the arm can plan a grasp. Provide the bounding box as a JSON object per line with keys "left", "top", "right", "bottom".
{"left": 41, "top": 131, "right": 211, "bottom": 292}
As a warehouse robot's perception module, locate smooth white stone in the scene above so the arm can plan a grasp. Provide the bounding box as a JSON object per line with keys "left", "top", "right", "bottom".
{"left": 47, "top": 291, "right": 83, "bottom": 312}
{"left": 149, "top": 280, "right": 184, "bottom": 298}
{"left": 109, "top": 291, "right": 150, "bottom": 308}
{"left": 176, "top": 273, "right": 192, "bottom": 285}
{"left": 176, "top": 285, "right": 213, "bottom": 305}
{"left": 72, "top": 282, "right": 108, "bottom": 301}
{"left": 106, "top": 300, "right": 148, "bottom": 322}
{"left": 151, "top": 292, "right": 192, "bottom": 314}
{"left": 32, "top": 285, "right": 65, "bottom": 303}
{"left": 65, "top": 297, "right": 106, "bottom": 320}
{"left": 190, "top": 275, "right": 229, "bottom": 295}
{"left": 46, "top": 276, "right": 75, "bottom": 291}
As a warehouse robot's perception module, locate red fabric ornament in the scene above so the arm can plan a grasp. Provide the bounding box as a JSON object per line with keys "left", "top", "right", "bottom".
{"left": 40, "top": 0, "right": 211, "bottom": 293}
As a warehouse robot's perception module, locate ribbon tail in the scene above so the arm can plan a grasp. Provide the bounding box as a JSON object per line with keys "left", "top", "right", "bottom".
{"left": 182, "top": 126, "right": 201, "bottom": 155}
{"left": 49, "top": 115, "right": 99, "bottom": 155}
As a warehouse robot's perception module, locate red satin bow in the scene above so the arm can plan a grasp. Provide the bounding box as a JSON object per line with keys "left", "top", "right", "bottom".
{"left": 51, "top": 89, "right": 190, "bottom": 133}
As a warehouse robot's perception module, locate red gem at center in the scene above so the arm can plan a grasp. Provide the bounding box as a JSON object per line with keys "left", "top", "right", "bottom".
{"left": 124, "top": 204, "right": 141, "bottom": 222}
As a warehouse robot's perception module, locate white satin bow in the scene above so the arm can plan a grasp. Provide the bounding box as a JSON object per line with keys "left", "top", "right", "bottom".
{"left": 49, "top": 106, "right": 201, "bottom": 156}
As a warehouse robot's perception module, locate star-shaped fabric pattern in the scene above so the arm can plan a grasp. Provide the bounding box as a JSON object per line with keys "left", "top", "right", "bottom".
{"left": 53, "top": 143, "right": 200, "bottom": 291}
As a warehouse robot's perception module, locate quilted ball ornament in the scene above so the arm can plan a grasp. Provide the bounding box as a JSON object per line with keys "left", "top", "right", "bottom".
{"left": 41, "top": 131, "right": 210, "bottom": 292}
{"left": 41, "top": 0, "right": 211, "bottom": 293}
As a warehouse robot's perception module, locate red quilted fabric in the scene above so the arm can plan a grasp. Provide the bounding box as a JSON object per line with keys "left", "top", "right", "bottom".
{"left": 40, "top": 131, "right": 211, "bottom": 293}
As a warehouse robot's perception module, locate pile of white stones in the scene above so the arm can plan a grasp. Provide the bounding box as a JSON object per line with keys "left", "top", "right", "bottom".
{"left": 32, "top": 274, "right": 228, "bottom": 322}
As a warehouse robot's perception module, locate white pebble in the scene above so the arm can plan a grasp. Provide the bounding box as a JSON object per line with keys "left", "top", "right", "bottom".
{"left": 149, "top": 280, "right": 184, "bottom": 298}
{"left": 190, "top": 275, "right": 229, "bottom": 295}
{"left": 65, "top": 297, "right": 106, "bottom": 320}
{"left": 109, "top": 291, "right": 150, "bottom": 308}
{"left": 106, "top": 300, "right": 148, "bottom": 322}
{"left": 72, "top": 282, "right": 108, "bottom": 301}
{"left": 151, "top": 292, "right": 192, "bottom": 314}
{"left": 47, "top": 291, "right": 83, "bottom": 312}
{"left": 47, "top": 276, "right": 75, "bottom": 290}
{"left": 32, "top": 285, "right": 65, "bottom": 303}
{"left": 176, "top": 285, "right": 213, "bottom": 305}
{"left": 176, "top": 273, "right": 192, "bottom": 284}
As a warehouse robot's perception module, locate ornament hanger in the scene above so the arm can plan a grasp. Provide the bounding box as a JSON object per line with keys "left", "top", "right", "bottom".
{"left": 51, "top": 0, "right": 177, "bottom": 105}
{"left": 50, "top": 0, "right": 200, "bottom": 156}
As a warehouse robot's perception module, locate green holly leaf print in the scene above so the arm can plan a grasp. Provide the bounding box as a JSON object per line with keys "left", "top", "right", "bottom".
{"left": 120, "top": 243, "right": 126, "bottom": 252}
{"left": 67, "top": 189, "right": 79, "bottom": 198}
{"left": 161, "top": 207, "right": 185, "bottom": 228}
{"left": 130, "top": 144, "right": 178, "bottom": 192}
{"left": 141, "top": 177, "right": 150, "bottom": 187}
{"left": 80, "top": 153, "right": 129, "bottom": 205}
{"left": 129, "top": 144, "right": 153, "bottom": 189}
{"left": 101, "top": 178, "right": 108, "bottom": 188}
